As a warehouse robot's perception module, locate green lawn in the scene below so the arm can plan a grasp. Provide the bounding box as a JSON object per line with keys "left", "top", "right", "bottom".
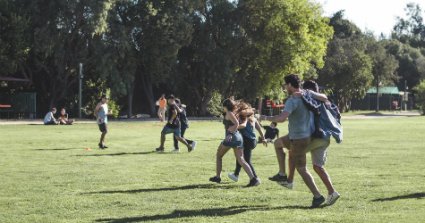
{"left": 1, "top": 118, "right": 425, "bottom": 223}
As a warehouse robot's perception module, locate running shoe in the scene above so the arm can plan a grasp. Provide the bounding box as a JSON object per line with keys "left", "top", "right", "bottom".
{"left": 227, "top": 173, "right": 239, "bottom": 182}
{"left": 311, "top": 195, "right": 325, "bottom": 208}
{"left": 246, "top": 178, "right": 261, "bottom": 187}
{"left": 268, "top": 173, "right": 287, "bottom": 183}
{"left": 326, "top": 191, "right": 340, "bottom": 206}
{"left": 209, "top": 176, "right": 221, "bottom": 183}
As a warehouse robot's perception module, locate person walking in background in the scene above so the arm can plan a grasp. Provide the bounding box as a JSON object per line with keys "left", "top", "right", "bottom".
{"left": 157, "top": 94, "right": 167, "bottom": 122}
{"left": 58, "top": 108, "right": 74, "bottom": 125}
{"left": 95, "top": 95, "right": 111, "bottom": 149}
{"left": 172, "top": 98, "right": 197, "bottom": 153}
{"left": 44, "top": 107, "right": 58, "bottom": 125}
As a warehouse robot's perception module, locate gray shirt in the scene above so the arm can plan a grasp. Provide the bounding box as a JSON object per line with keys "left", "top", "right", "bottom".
{"left": 283, "top": 95, "right": 311, "bottom": 139}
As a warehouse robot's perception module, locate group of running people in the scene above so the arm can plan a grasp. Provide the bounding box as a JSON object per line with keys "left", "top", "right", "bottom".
{"left": 209, "top": 74, "right": 341, "bottom": 208}
{"left": 94, "top": 74, "right": 341, "bottom": 208}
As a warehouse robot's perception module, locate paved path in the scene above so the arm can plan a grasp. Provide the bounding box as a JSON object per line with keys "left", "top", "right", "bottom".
{"left": 0, "top": 112, "right": 421, "bottom": 125}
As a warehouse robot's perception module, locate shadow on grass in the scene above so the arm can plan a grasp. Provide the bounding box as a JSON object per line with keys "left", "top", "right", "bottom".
{"left": 196, "top": 138, "right": 222, "bottom": 142}
{"left": 75, "top": 151, "right": 156, "bottom": 157}
{"left": 95, "top": 205, "right": 315, "bottom": 222}
{"left": 35, "top": 148, "right": 80, "bottom": 151}
{"left": 372, "top": 192, "right": 425, "bottom": 202}
{"left": 83, "top": 183, "right": 239, "bottom": 194}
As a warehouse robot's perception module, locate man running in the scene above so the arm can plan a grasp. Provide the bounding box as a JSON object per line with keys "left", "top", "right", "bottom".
{"left": 156, "top": 95, "right": 193, "bottom": 153}
{"left": 260, "top": 74, "right": 326, "bottom": 208}
{"left": 172, "top": 98, "right": 197, "bottom": 153}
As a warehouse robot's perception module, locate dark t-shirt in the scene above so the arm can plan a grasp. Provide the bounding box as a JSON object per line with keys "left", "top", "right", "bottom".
{"left": 264, "top": 126, "right": 279, "bottom": 139}
{"left": 166, "top": 104, "right": 180, "bottom": 128}
{"left": 179, "top": 107, "right": 188, "bottom": 127}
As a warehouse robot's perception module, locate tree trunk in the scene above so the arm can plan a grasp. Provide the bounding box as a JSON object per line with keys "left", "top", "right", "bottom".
{"left": 198, "top": 94, "right": 213, "bottom": 116}
{"left": 127, "top": 82, "right": 134, "bottom": 118}
{"left": 140, "top": 73, "right": 156, "bottom": 116}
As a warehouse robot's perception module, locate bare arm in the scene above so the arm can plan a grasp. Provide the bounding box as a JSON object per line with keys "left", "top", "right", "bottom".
{"left": 238, "top": 119, "right": 247, "bottom": 129}
{"left": 260, "top": 111, "right": 289, "bottom": 123}
{"left": 227, "top": 111, "right": 239, "bottom": 133}
{"left": 309, "top": 90, "right": 328, "bottom": 102}
{"left": 94, "top": 103, "right": 101, "bottom": 117}
{"left": 169, "top": 109, "right": 178, "bottom": 124}
{"left": 254, "top": 119, "right": 265, "bottom": 139}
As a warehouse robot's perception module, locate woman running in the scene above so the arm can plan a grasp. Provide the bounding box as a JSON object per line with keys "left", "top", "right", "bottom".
{"left": 228, "top": 102, "right": 266, "bottom": 183}
{"left": 209, "top": 98, "right": 260, "bottom": 187}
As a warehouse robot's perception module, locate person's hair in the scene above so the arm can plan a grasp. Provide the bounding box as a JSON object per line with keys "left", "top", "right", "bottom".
{"left": 236, "top": 101, "right": 254, "bottom": 123}
{"left": 284, "top": 74, "right": 301, "bottom": 88}
{"left": 168, "top": 94, "right": 175, "bottom": 100}
{"left": 222, "top": 98, "right": 236, "bottom": 112}
{"left": 101, "top": 95, "right": 107, "bottom": 100}
{"left": 271, "top": 122, "right": 277, "bottom": 127}
{"left": 175, "top": 98, "right": 181, "bottom": 105}
{"left": 303, "top": 80, "right": 319, "bottom": 92}
{"left": 51, "top": 107, "right": 57, "bottom": 112}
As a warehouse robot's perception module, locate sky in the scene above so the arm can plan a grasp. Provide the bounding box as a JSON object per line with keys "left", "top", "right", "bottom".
{"left": 315, "top": 0, "right": 425, "bottom": 37}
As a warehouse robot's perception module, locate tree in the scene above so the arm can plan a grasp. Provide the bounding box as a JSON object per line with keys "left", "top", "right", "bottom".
{"left": 318, "top": 12, "right": 374, "bottom": 111}
{"left": 174, "top": 0, "right": 333, "bottom": 115}
{"left": 414, "top": 80, "right": 425, "bottom": 114}
{"left": 235, "top": 0, "right": 333, "bottom": 98}
{"left": 126, "top": 0, "right": 202, "bottom": 115}
{"left": 0, "top": 0, "right": 29, "bottom": 77}
{"left": 393, "top": 3, "right": 425, "bottom": 49}
{"left": 366, "top": 39, "right": 399, "bottom": 111}
{"left": 384, "top": 39, "right": 425, "bottom": 90}
{"left": 20, "top": 0, "right": 116, "bottom": 110}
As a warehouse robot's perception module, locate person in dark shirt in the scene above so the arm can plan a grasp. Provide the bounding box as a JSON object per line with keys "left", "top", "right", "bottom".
{"left": 260, "top": 122, "right": 279, "bottom": 143}
{"left": 172, "top": 99, "right": 197, "bottom": 153}
{"left": 155, "top": 95, "right": 193, "bottom": 153}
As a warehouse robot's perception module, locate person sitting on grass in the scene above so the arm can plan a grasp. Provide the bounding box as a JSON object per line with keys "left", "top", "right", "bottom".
{"left": 58, "top": 108, "right": 74, "bottom": 125}
{"left": 44, "top": 107, "right": 59, "bottom": 125}
{"left": 259, "top": 122, "right": 279, "bottom": 143}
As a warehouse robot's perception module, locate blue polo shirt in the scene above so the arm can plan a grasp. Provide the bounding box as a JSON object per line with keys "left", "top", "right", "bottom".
{"left": 283, "top": 95, "right": 311, "bottom": 139}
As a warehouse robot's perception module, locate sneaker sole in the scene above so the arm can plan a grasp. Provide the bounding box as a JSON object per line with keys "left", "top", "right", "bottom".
{"left": 327, "top": 195, "right": 340, "bottom": 206}
{"left": 279, "top": 182, "right": 293, "bottom": 189}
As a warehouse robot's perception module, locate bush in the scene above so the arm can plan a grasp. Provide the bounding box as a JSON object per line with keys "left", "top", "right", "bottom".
{"left": 414, "top": 80, "right": 425, "bottom": 115}
{"left": 83, "top": 81, "right": 120, "bottom": 118}
{"left": 207, "top": 91, "right": 223, "bottom": 117}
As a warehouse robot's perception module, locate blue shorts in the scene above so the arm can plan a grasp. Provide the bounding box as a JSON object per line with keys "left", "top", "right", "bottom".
{"left": 161, "top": 126, "right": 181, "bottom": 137}
{"left": 222, "top": 131, "right": 243, "bottom": 149}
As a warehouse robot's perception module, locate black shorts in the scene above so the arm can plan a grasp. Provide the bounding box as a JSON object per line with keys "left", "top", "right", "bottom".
{"left": 98, "top": 123, "right": 108, "bottom": 133}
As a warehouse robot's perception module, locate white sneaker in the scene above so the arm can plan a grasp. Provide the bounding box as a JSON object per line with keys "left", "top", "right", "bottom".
{"left": 227, "top": 173, "right": 239, "bottom": 182}
{"left": 280, "top": 181, "right": 293, "bottom": 189}
{"left": 172, "top": 148, "right": 180, "bottom": 153}
{"left": 191, "top": 141, "right": 197, "bottom": 150}
{"left": 326, "top": 191, "right": 340, "bottom": 205}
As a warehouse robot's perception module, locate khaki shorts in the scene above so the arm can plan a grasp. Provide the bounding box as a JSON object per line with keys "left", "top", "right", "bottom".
{"left": 275, "top": 135, "right": 291, "bottom": 150}
{"left": 290, "top": 137, "right": 311, "bottom": 168}
{"left": 307, "top": 138, "right": 330, "bottom": 167}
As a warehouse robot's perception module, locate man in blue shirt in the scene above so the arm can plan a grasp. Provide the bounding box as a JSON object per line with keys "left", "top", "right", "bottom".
{"left": 260, "top": 74, "right": 326, "bottom": 208}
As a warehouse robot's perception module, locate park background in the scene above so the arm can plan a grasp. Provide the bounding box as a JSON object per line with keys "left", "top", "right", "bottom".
{"left": 1, "top": 0, "right": 425, "bottom": 119}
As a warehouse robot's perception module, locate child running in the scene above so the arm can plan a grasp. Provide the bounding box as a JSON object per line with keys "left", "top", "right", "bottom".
{"left": 228, "top": 102, "right": 266, "bottom": 183}
{"left": 209, "top": 98, "right": 260, "bottom": 187}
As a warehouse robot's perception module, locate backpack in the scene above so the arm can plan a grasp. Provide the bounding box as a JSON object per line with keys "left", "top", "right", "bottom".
{"left": 301, "top": 90, "right": 343, "bottom": 143}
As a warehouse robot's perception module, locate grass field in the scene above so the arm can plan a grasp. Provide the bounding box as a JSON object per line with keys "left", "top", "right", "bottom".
{"left": 1, "top": 117, "right": 425, "bottom": 223}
